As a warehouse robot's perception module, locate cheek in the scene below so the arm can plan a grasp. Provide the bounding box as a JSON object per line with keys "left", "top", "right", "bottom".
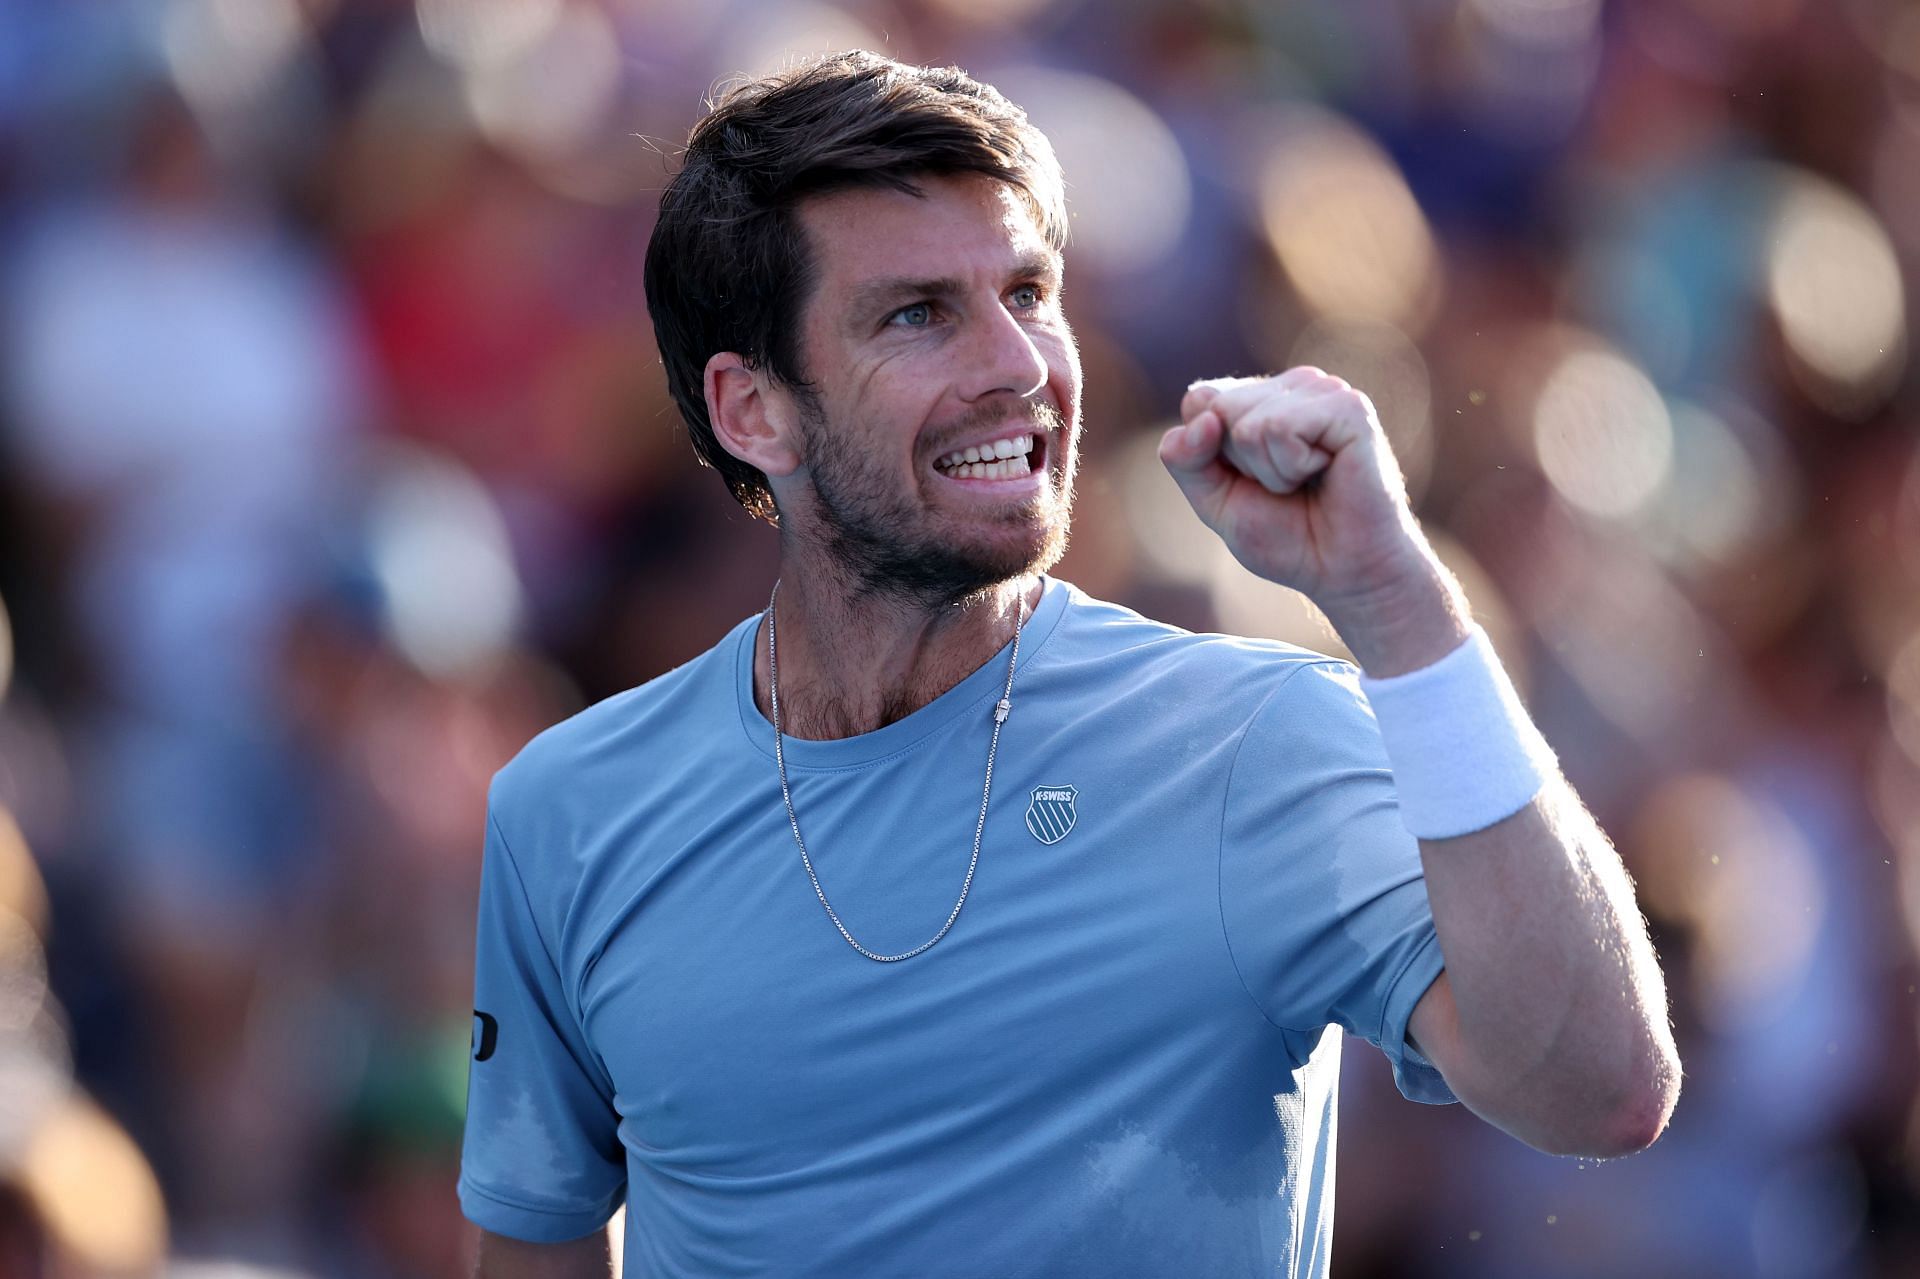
{"left": 861, "top": 357, "right": 950, "bottom": 439}
{"left": 1040, "top": 316, "right": 1081, "bottom": 374}
{"left": 1045, "top": 334, "right": 1083, "bottom": 421}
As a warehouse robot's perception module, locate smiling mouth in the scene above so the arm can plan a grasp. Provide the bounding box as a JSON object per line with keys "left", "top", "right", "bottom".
{"left": 934, "top": 431, "right": 1044, "bottom": 481}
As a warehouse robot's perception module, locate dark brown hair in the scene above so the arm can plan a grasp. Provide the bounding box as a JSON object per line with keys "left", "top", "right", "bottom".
{"left": 643, "top": 50, "right": 1067, "bottom": 522}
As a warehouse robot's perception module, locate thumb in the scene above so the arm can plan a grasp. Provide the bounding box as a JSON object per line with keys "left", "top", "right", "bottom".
{"left": 1158, "top": 410, "right": 1236, "bottom": 525}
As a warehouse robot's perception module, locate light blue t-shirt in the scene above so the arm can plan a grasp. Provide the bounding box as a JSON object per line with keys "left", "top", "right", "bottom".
{"left": 460, "top": 578, "right": 1453, "bottom": 1277}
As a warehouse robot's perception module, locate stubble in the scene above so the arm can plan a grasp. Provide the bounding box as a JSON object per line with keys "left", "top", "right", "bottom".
{"left": 793, "top": 390, "right": 1076, "bottom": 606}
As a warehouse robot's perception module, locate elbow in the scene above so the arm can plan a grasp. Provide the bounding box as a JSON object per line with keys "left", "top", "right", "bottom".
{"left": 1577, "top": 1048, "right": 1683, "bottom": 1158}
{"left": 1492, "top": 1045, "right": 1682, "bottom": 1159}
{"left": 1595, "top": 1079, "right": 1676, "bottom": 1156}
{"left": 1515, "top": 1084, "right": 1675, "bottom": 1159}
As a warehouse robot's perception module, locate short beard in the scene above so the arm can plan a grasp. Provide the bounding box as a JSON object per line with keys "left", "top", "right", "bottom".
{"left": 794, "top": 389, "right": 1074, "bottom": 607}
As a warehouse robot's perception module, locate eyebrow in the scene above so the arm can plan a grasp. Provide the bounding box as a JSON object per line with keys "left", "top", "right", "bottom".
{"left": 846, "top": 252, "right": 1064, "bottom": 321}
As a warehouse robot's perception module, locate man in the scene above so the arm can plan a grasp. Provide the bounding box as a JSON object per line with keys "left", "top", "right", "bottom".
{"left": 461, "top": 51, "right": 1679, "bottom": 1278}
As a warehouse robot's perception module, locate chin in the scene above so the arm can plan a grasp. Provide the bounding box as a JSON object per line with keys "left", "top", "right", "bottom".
{"left": 807, "top": 458, "right": 1076, "bottom": 603}
{"left": 954, "top": 513, "right": 1071, "bottom": 591}
{"left": 851, "top": 513, "right": 1070, "bottom": 605}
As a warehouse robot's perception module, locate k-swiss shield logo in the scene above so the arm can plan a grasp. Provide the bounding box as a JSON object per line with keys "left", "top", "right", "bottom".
{"left": 1025, "top": 784, "right": 1078, "bottom": 845}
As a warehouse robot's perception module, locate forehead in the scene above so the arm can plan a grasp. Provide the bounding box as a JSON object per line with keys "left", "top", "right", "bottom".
{"left": 796, "top": 173, "right": 1057, "bottom": 292}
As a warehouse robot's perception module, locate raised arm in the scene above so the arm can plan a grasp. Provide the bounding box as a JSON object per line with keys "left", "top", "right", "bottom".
{"left": 1161, "top": 368, "right": 1680, "bottom": 1156}
{"left": 475, "top": 1227, "right": 612, "bottom": 1279}
{"left": 1404, "top": 779, "right": 1678, "bottom": 1154}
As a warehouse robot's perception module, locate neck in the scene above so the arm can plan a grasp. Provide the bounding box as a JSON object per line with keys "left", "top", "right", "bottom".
{"left": 756, "top": 562, "right": 1039, "bottom": 740}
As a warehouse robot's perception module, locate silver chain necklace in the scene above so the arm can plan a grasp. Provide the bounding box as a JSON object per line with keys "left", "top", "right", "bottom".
{"left": 766, "top": 580, "right": 1025, "bottom": 963}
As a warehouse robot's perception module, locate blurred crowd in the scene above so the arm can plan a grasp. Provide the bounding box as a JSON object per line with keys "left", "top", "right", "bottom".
{"left": 0, "top": 0, "right": 1915, "bottom": 1275}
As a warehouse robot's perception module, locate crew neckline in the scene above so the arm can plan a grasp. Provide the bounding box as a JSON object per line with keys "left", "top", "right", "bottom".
{"left": 734, "top": 576, "right": 1071, "bottom": 770}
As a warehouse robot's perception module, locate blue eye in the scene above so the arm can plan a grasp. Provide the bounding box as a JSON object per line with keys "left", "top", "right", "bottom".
{"left": 892, "top": 302, "right": 933, "bottom": 328}
{"left": 1011, "top": 284, "right": 1042, "bottom": 309}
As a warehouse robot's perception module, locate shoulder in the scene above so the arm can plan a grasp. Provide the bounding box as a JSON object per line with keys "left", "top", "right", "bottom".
{"left": 1048, "top": 581, "right": 1366, "bottom": 714}
{"left": 488, "top": 612, "right": 758, "bottom": 833}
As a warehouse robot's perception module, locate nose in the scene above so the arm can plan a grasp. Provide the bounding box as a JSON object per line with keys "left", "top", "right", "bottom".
{"left": 958, "top": 298, "right": 1049, "bottom": 403}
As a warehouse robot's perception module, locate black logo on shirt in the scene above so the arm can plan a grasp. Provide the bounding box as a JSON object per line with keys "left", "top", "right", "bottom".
{"left": 472, "top": 1010, "right": 499, "bottom": 1062}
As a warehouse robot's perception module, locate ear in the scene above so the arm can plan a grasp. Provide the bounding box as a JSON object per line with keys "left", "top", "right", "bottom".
{"left": 705, "top": 352, "right": 802, "bottom": 479}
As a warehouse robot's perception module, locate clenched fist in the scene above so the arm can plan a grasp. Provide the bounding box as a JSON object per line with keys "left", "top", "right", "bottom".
{"left": 1158, "top": 366, "right": 1464, "bottom": 672}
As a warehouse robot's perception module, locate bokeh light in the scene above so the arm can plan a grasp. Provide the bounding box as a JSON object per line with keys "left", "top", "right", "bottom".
{"left": 1115, "top": 429, "right": 1234, "bottom": 590}
{"left": 1466, "top": 0, "right": 1603, "bottom": 46}
{"left": 366, "top": 447, "right": 524, "bottom": 681}
{"left": 1110, "top": 427, "right": 1352, "bottom": 657}
{"left": 0, "top": 807, "right": 49, "bottom": 940}
{"left": 1766, "top": 171, "right": 1907, "bottom": 414}
{"left": 1639, "top": 399, "right": 1796, "bottom": 573}
{"left": 163, "top": 0, "right": 309, "bottom": 116}
{"left": 1257, "top": 106, "right": 1443, "bottom": 334}
{"left": 733, "top": 3, "right": 885, "bottom": 82}
{"left": 1287, "top": 318, "right": 1436, "bottom": 503}
{"left": 462, "top": 1, "right": 622, "bottom": 163}
{"left": 18, "top": 1096, "right": 169, "bottom": 1273}
{"left": 1539, "top": 544, "right": 1711, "bottom": 739}
{"left": 0, "top": 908, "right": 48, "bottom": 1037}
{"left": 993, "top": 68, "right": 1191, "bottom": 278}
{"left": 1458, "top": 0, "right": 1606, "bottom": 144}
{"left": 1531, "top": 347, "right": 1674, "bottom": 520}
{"left": 416, "top": 0, "right": 563, "bottom": 72}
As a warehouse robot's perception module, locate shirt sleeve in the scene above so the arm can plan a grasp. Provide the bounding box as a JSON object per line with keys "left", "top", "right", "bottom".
{"left": 1218, "top": 660, "right": 1455, "bottom": 1105}
{"left": 459, "top": 798, "right": 627, "bottom": 1240}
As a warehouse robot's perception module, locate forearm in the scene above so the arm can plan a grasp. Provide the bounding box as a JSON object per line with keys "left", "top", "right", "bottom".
{"left": 1416, "top": 785, "right": 1680, "bottom": 1154}
{"left": 1161, "top": 367, "right": 1680, "bottom": 1155}
{"left": 474, "top": 1227, "right": 612, "bottom": 1279}
{"left": 1325, "top": 555, "right": 1679, "bottom": 1155}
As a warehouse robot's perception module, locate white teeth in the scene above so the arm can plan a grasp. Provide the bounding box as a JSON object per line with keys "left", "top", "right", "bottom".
{"left": 938, "top": 434, "right": 1041, "bottom": 478}
{"left": 938, "top": 452, "right": 1036, "bottom": 481}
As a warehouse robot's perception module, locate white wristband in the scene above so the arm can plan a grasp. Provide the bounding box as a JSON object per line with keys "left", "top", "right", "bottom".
{"left": 1357, "top": 624, "right": 1558, "bottom": 840}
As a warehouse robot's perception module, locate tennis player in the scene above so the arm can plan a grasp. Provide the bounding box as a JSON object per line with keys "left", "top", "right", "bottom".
{"left": 460, "top": 51, "right": 1679, "bottom": 1278}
